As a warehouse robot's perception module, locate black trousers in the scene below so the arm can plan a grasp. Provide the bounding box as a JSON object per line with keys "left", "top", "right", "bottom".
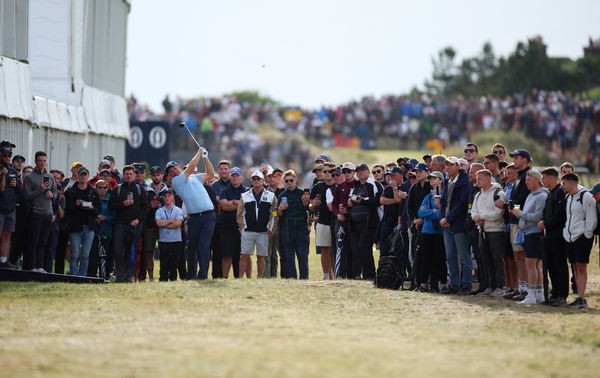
{"left": 159, "top": 241, "right": 181, "bottom": 281}
{"left": 112, "top": 223, "right": 135, "bottom": 282}
{"left": 470, "top": 226, "right": 487, "bottom": 289}
{"left": 211, "top": 223, "right": 223, "bottom": 278}
{"left": 178, "top": 227, "right": 187, "bottom": 280}
{"left": 418, "top": 233, "right": 446, "bottom": 287}
{"left": 24, "top": 213, "right": 52, "bottom": 270}
{"left": 9, "top": 206, "right": 28, "bottom": 265}
{"left": 220, "top": 226, "right": 240, "bottom": 278}
{"left": 350, "top": 221, "right": 376, "bottom": 279}
{"left": 334, "top": 220, "right": 352, "bottom": 279}
{"left": 545, "top": 235, "right": 569, "bottom": 299}
{"left": 479, "top": 231, "right": 506, "bottom": 290}
{"left": 54, "top": 228, "right": 70, "bottom": 274}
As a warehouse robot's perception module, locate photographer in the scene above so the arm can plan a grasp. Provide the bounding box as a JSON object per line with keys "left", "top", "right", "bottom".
{"left": 0, "top": 141, "right": 18, "bottom": 268}
{"left": 23, "top": 151, "right": 57, "bottom": 272}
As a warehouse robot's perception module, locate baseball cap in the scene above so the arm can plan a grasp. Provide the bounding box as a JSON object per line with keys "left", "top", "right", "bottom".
{"left": 312, "top": 164, "right": 324, "bottom": 173}
{"left": 99, "top": 169, "right": 111, "bottom": 175}
{"left": 134, "top": 163, "right": 145, "bottom": 172}
{"left": 406, "top": 171, "right": 416, "bottom": 178}
{"left": 422, "top": 154, "right": 432, "bottom": 160}
{"left": 408, "top": 159, "right": 419, "bottom": 167}
{"left": 103, "top": 155, "right": 115, "bottom": 163}
{"left": 509, "top": 149, "right": 531, "bottom": 161}
{"left": 314, "top": 154, "right": 329, "bottom": 163}
{"left": 77, "top": 166, "right": 90, "bottom": 175}
{"left": 427, "top": 171, "right": 444, "bottom": 180}
{"left": 160, "top": 188, "right": 174, "bottom": 197}
{"left": 272, "top": 168, "right": 283, "bottom": 174}
{"left": 590, "top": 182, "right": 600, "bottom": 195}
{"left": 12, "top": 154, "right": 25, "bottom": 162}
{"left": 0, "top": 147, "right": 12, "bottom": 153}
{"left": 397, "top": 157, "right": 409, "bottom": 164}
{"left": 355, "top": 163, "right": 369, "bottom": 171}
{"left": 414, "top": 163, "right": 430, "bottom": 171}
{"left": 458, "top": 158, "right": 469, "bottom": 166}
{"left": 165, "top": 161, "right": 178, "bottom": 170}
{"left": 389, "top": 167, "right": 403, "bottom": 174}
{"left": 0, "top": 140, "right": 16, "bottom": 148}
{"left": 444, "top": 156, "right": 460, "bottom": 165}
{"left": 251, "top": 171, "right": 264, "bottom": 179}
{"left": 150, "top": 166, "right": 162, "bottom": 174}
{"left": 99, "top": 159, "right": 111, "bottom": 168}
{"left": 341, "top": 162, "right": 356, "bottom": 171}
{"left": 71, "top": 161, "right": 83, "bottom": 169}
{"left": 230, "top": 167, "right": 242, "bottom": 176}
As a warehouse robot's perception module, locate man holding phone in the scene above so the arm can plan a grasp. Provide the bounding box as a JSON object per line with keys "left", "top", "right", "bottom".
{"left": 23, "top": 151, "right": 57, "bottom": 272}
{"left": 0, "top": 141, "right": 19, "bottom": 268}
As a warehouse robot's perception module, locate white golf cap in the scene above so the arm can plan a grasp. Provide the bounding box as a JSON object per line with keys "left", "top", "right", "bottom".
{"left": 341, "top": 162, "right": 356, "bottom": 171}
{"left": 445, "top": 156, "right": 460, "bottom": 165}
{"left": 251, "top": 171, "right": 264, "bottom": 179}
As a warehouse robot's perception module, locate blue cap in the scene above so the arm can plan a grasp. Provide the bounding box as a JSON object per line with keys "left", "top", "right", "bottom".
{"left": 590, "top": 182, "right": 600, "bottom": 195}
{"left": 165, "top": 161, "right": 178, "bottom": 171}
{"left": 230, "top": 167, "right": 242, "bottom": 176}
{"left": 160, "top": 188, "right": 174, "bottom": 197}
{"left": 77, "top": 166, "right": 90, "bottom": 175}
{"left": 509, "top": 149, "right": 531, "bottom": 161}
{"left": 408, "top": 158, "right": 419, "bottom": 166}
{"left": 314, "top": 154, "right": 329, "bottom": 163}
{"left": 389, "top": 167, "right": 403, "bottom": 174}
{"left": 414, "top": 163, "right": 430, "bottom": 171}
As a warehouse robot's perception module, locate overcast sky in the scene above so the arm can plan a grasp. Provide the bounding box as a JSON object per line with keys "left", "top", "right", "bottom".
{"left": 125, "top": 0, "right": 600, "bottom": 111}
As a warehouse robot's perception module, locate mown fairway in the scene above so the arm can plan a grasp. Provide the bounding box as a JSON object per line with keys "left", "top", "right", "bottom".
{"left": 1, "top": 245, "right": 599, "bottom": 378}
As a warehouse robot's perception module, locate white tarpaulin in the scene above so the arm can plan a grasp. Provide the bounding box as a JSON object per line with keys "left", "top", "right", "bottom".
{"left": 0, "top": 57, "right": 34, "bottom": 121}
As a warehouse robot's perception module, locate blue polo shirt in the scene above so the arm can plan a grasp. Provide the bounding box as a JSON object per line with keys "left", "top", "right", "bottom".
{"left": 172, "top": 172, "right": 214, "bottom": 214}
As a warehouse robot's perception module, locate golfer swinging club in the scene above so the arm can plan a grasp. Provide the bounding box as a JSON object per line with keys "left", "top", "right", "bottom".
{"left": 165, "top": 146, "right": 216, "bottom": 280}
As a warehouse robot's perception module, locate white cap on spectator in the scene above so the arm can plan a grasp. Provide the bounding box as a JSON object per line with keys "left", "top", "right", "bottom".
{"left": 251, "top": 171, "right": 264, "bottom": 179}
{"left": 445, "top": 156, "right": 460, "bottom": 165}
{"left": 341, "top": 162, "right": 356, "bottom": 171}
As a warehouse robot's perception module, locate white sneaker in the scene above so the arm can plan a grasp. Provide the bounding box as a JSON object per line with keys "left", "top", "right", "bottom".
{"left": 38, "top": 268, "right": 47, "bottom": 273}
{"left": 490, "top": 288, "right": 505, "bottom": 297}
{"left": 535, "top": 290, "right": 545, "bottom": 304}
{"left": 519, "top": 293, "right": 537, "bottom": 305}
{"left": 477, "top": 288, "right": 494, "bottom": 296}
{"left": 30, "top": 268, "right": 40, "bottom": 272}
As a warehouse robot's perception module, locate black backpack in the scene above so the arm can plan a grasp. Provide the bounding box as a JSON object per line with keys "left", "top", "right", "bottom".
{"left": 375, "top": 255, "right": 406, "bottom": 290}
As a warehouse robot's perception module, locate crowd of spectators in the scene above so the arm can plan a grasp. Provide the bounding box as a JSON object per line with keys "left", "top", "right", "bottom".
{"left": 128, "top": 90, "right": 600, "bottom": 170}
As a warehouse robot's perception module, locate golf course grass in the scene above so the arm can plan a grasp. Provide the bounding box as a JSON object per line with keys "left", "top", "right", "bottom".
{"left": 1, "top": 244, "right": 599, "bottom": 377}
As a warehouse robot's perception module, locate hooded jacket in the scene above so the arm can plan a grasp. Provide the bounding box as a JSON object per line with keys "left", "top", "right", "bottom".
{"left": 542, "top": 184, "right": 566, "bottom": 239}
{"left": 518, "top": 187, "right": 549, "bottom": 235}
{"left": 563, "top": 185, "right": 598, "bottom": 243}
{"left": 471, "top": 183, "right": 506, "bottom": 232}
{"left": 440, "top": 169, "right": 472, "bottom": 233}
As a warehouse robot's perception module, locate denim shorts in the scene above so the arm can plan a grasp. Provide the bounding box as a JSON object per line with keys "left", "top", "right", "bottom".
{"left": 0, "top": 210, "right": 16, "bottom": 232}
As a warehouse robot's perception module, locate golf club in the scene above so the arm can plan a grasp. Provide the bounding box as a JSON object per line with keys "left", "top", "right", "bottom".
{"left": 178, "top": 122, "right": 202, "bottom": 148}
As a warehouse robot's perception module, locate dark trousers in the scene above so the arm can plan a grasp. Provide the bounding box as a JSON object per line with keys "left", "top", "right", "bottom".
{"left": 159, "top": 241, "right": 181, "bottom": 281}
{"left": 112, "top": 223, "right": 135, "bottom": 282}
{"left": 418, "top": 233, "right": 446, "bottom": 287}
{"left": 350, "top": 221, "right": 376, "bottom": 280}
{"left": 220, "top": 226, "right": 240, "bottom": 278}
{"left": 280, "top": 219, "right": 309, "bottom": 279}
{"left": 178, "top": 227, "right": 187, "bottom": 279}
{"left": 545, "top": 235, "right": 569, "bottom": 299}
{"left": 479, "top": 231, "right": 506, "bottom": 289}
{"left": 470, "top": 226, "right": 487, "bottom": 290}
{"left": 9, "top": 206, "right": 27, "bottom": 265}
{"left": 44, "top": 228, "right": 59, "bottom": 273}
{"left": 211, "top": 223, "right": 223, "bottom": 279}
{"left": 186, "top": 212, "right": 216, "bottom": 280}
{"left": 334, "top": 220, "right": 352, "bottom": 278}
{"left": 24, "top": 213, "right": 52, "bottom": 270}
{"left": 140, "top": 227, "right": 159, "bottom": 280}
{"left": 54, "top": 229, "right": 69, "bottom": 274}
{"left": 378, "top": 219, "right": 395, "bottom": 257}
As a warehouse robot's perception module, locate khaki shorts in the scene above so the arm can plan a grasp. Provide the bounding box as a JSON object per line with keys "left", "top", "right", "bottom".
{"left": 510, "top": 224, "right": 524, "bottom": 253}
{"left": 315, "top": 223, "right": 332, "bottom": 247}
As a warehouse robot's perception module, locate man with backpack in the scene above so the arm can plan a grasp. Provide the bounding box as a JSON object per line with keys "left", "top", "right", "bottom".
{"left": 561, "top": 174, "right": 598, "bottom": 308}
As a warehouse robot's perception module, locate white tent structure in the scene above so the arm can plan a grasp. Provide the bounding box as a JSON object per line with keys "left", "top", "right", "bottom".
{"left": 0, "top": 0, "right": 130, "bottom": 173}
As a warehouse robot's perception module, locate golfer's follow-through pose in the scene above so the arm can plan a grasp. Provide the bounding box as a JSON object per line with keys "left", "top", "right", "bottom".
{"left": 165, "top": 146, "right": 216, "bottom": 280}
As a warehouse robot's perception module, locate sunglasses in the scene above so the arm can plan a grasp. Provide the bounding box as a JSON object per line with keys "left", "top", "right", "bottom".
{"left": 323, "top": 170, "right": 333, "bottom": 174}
{"left": 251, "top": 177, "right": 262, "bottom": 181}
{"left": 464, "top": 149, "right": 476, "bottom": 153}
{"left": 372, "top": 170, "right": 382, "bottom": 174}
{"left": 135, "top": 171, "right": 145, "bottom": 174}
{"left": 493, "top": 150, "right": 505, "bottom": 155}
{"left": 97, "top": 186, "right": 108, "bottom": 189}
{"left": 341, "top": 169, "right": 353, "bottom": 174}
{"left": 284, "top": 179, "right": 295, "bottom": 183}
{"left": 332, "top": 173, "right": 340, "bottom": 177}
{"left": 79, "top": 172, "right": 89, "bottom": 176}
{"left": 1, "top": 153, "right": 12, "bottom": 158}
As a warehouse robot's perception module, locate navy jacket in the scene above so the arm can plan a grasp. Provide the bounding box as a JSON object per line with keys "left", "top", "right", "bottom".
{"left": 440, "top": 170, "right": 472, "bottom": 233}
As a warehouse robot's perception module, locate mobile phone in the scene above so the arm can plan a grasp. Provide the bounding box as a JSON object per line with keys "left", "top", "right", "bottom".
{"left": 43, "top": 176, "right": 50, "bottom": 184}
{"left": 508, "top": 200, "right": 514, "bottom": 210}
{"left": 435, "top": 185, "right": 440, "bottom": 197}
{"left": 82, "top": 201, "right": 92, "bottom": 207}
{"left": 127, "top": 192, "right": 133, "bottom": 201}
{"left": 303, "top": 189, "right": 310, "bottom": 195}
{"left": 280, "top": 197, "right": 288, "bottom": 204}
